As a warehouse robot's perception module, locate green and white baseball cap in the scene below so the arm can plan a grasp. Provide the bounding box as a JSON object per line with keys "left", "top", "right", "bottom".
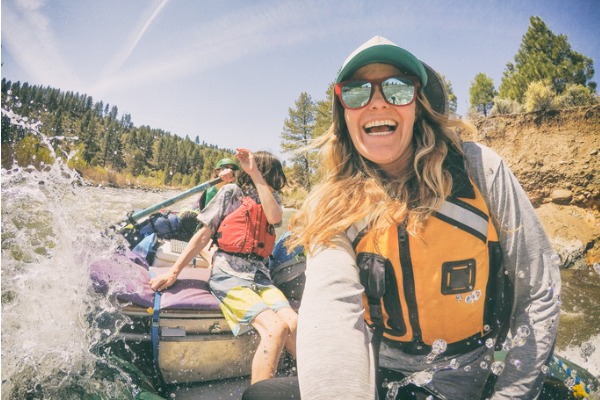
{"left": 336, "top": 36, "right": 448, "bottom": 115}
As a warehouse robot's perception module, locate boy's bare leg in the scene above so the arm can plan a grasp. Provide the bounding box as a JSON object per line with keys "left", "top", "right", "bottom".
{"left": 250, "top": 310, "right": 289, "bottom": 384}
{"left": 276, "top": 307, "right": 298, "bottom": 358}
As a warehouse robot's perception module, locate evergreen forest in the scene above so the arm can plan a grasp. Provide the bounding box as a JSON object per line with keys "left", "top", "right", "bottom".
{"left": 1, "top": 78, "right": 236, "bottom": 188}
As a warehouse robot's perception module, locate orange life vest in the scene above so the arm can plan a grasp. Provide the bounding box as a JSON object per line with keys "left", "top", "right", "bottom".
{"left": 353, "top": 178, "right": 506, "bottom": 355}
{"left": 216, "top": 196, "right": 276, "bottom": 258}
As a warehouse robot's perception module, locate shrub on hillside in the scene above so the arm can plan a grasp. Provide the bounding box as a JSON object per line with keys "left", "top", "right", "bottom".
{"left": 524, "top": 81, "right": 558, "bottom": 112}
{"left": 489, "top": 98, "right": 524, "bottom": 116}
{"left": 557, "top": 84, "right": 597, "bottom": 107}
{"left": 14, "top": 135, "right": 55, "bottom": 169}
{"left": 466, "top": 108, "right": 484, "bottom": 120}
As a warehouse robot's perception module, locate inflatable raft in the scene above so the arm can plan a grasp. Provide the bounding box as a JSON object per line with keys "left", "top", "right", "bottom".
{"left": 94, "top": 185, "right": 598, "bottom": 399}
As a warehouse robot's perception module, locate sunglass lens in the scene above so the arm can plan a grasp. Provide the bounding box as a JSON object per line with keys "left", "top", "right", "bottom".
{"left": 382, "top": 77, "right": 415, "bottom": 106}
{"left": 341, "top": 81, "right": 372, "bottom": 109}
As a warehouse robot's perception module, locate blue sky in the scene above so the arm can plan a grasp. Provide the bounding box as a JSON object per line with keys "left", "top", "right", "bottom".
{"left": 2, "top": 0, "right": 599, "bottom": 160}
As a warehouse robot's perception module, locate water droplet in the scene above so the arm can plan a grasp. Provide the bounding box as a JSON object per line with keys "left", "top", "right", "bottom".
{"left": 502, "top": 341, "right": 512, "bottom": 351}
{"left": 432, "top": 339, "right": 447, "bottom": 355}
{"left": 483, "top": 324, "right": 491, "bottom": 332}
{"left": 480, "top": 361, "right": 488, "bottom": 369}
{"left": 512, "top": 335, "right": 526, "bottom": 347}
{"left": 485, "top": 338, "right": 495, "bottom": 348}
{"left": 491, "top": 361, "right": 505, "bottom": 375}
{"left": 455, "top": 294, "right": 462, "bottom": 302}
{"left": 464, "top": 365, "right": 471, "bottom": 372}
{"left": 516, "top": 325, "right": 531, "bottom": 338}
{"left": 464, "top": 290, "right": 481, "bottom": 304}
{"left": 517, "top": 270, "right": 525, "bottom": 278}
{"left": 541, "top": 365, "right": 549, "bottom": 374}
{"left": 580, "top": 341, "right": 596, "bottom": 361}
{"left": 410, "top": 370, "right": 434, "bottom": 387}
{"left": 564, "top": 377, "right": 575, "bottom": 389}
{"left": 385, "top": 382, "right": 399, "bottom": 400}
{"left": 449, "top": 358, "right": 460, "bottom": 369}
{"left": 510, "top": 359, "right": 522, "bottom": 370}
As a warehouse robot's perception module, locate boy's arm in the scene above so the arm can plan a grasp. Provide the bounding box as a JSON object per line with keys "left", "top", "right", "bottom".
{"left": 149, "top": 225, "right": 213, "bottom": 291}
{"left": 235, "top": 148, "right": 282, "bottom": 225}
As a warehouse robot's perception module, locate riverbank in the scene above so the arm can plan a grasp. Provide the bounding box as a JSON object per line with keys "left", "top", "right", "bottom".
{"left": 79, "top": 105, "right": 600, "bottom": 266}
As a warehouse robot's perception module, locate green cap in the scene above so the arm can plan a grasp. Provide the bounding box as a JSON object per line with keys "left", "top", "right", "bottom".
{"left": 215, "top": 158, "right": 240, "bottom": 170}
{"left": 336, "top": 36, "right": 448, "bottom": 115}
{"left": 336, "top": 36, "right": 427, "bottom": 86}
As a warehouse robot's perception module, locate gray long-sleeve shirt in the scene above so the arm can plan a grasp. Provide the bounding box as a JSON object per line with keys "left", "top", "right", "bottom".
{"left": 297, "top": 142, "right": 561, "bottom": 399}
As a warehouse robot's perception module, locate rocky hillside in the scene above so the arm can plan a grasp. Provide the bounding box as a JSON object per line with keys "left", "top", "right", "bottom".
{"left": 467, "top": 105, "right": 600, "bottom": 268}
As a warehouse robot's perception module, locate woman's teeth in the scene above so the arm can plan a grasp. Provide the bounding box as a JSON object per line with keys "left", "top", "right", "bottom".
{"left": 364, "top": 120, "right": 396, "bottom": 135}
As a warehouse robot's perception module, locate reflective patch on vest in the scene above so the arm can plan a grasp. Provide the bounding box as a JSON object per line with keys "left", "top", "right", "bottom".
{"left": 435, "top": 199, "right": 489, "bottom": 242}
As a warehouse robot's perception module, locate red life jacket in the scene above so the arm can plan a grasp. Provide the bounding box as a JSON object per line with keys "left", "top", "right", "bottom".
{"left": 216, "top": 196, "right": 276, "bottom": 258}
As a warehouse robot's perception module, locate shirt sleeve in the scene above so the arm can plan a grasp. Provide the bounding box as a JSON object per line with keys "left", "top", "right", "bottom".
{"left": 196, "top": 184, "right": 242, "bottom": 232}
{"left": 464, "top": 142, "right": 561, "bottom": 399}
{"left": 297, "top": 234, "right": 377, "bottom": 399}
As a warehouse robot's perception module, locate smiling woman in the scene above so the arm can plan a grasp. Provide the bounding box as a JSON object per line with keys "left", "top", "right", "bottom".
{"left": 240, "top": 35, "right": 564, "bottom": 400}
{"left": 341, "top": 63, "right": 418, "bottom": 172}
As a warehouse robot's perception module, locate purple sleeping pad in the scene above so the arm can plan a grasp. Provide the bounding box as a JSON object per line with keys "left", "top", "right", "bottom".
{"left": 89, "top": 250, "right": 221, "bottom": 311}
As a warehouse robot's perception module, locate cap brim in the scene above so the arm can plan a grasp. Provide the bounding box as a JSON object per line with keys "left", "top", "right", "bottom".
{"left": 422, "top": 62, "right": 448, "bottom": 116}
{"left": 336, "top": 44, "right": 428, "bottom": 87}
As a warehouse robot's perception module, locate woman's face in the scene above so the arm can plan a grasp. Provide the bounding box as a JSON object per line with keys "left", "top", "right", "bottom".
{"left": 344, "top": 63, "right": 416, "bottom": 177}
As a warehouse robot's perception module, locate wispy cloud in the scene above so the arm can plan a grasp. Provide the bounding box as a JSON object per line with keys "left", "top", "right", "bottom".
{"left": 90, "top": 1, "right": 342, "bottom": 95}
{"left": 102, "top": 0, "right": 171, "bottom": 77}
{"left": 1, "top": 0, "right": 82, "bottom": 88}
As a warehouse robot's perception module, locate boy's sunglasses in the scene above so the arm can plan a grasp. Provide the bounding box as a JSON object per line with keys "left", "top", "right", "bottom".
{"left": 335, "top": 76, "right": 419, "bottom": 110}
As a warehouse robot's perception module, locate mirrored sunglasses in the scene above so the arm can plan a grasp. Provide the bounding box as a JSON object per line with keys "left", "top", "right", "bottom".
{"left": 335, "top": 76, "right": 419, "bottom": 110}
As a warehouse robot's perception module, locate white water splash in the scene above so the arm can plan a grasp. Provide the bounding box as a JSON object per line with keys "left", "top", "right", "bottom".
{"left": 0, "top": 103, "right": 180, "bottom": 398}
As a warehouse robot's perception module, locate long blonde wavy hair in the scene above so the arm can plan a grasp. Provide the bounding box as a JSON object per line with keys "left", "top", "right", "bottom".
{"left": 288, "top": 90, "right": 476, "bottom": 252}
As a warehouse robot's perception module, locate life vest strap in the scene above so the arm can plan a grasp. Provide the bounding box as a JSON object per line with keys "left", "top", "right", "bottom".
{"left": 381, "top": 329, "right": 494, "bottom": 357}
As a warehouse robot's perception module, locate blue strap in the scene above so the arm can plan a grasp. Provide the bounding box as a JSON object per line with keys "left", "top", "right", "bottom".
{"left": 149, "top": 269, "right": 165, "bottom": 385}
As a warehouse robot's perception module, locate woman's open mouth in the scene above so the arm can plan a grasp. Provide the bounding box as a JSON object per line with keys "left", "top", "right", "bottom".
{"left": 364, "top": 120, "right": 397, "bottom": 136}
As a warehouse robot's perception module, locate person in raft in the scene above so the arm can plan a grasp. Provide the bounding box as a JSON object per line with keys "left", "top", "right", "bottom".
{"left": 196, "top": 157, "right": 239, "bottom": 211}
{"left": 194, "top": 157, "right": 240, "bottom": 263}
{"left": 243, "top": 36, "right": 561, "bottom": 399}
{"left": 150, "top": 148, "right": 297, "bottom": 384}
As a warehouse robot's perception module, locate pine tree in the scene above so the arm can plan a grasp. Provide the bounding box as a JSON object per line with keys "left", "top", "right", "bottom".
{"left": 281, "top": 92, "right": 316, "bottom": 191}
{"left": 438, "top": 74, "right": 458, "bottom": 115}
{"left": 470, "top": 73, "right": 497, "bottom": 116}
{"left": 499, "top": 16, "right": 596, "bottom": 102}
{"left": 313, "top": 83, "right": 334, "bottom": 139}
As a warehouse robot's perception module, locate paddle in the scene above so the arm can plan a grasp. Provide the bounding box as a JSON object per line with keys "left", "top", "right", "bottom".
{"left": 109, "top": 177, "right": 222, "bottom": 231}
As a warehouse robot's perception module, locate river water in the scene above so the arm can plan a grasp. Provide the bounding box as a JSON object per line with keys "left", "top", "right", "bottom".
{"left": 1, "top": 122, "right": 599, "bottom": 399}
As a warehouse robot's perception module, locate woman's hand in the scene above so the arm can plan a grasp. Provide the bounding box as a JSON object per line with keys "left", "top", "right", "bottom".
{"left": 149, "top": 272, "right": 178, "bottom": 292}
